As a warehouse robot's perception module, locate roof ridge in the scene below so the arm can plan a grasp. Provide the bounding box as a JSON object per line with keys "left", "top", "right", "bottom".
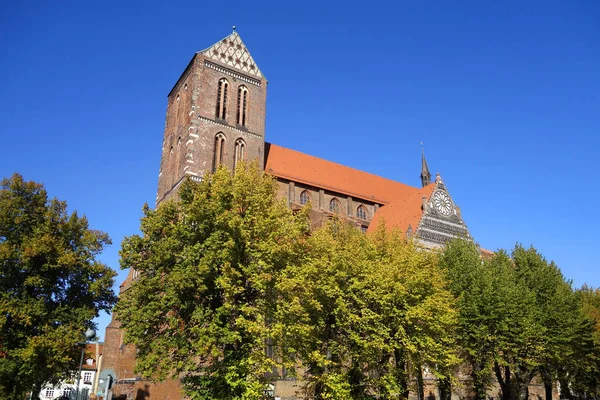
{"left": 197, "top": 31, "right": 237, "bottom": 54}
{"left": 267, "top": 142, "right": 419, "bottom": 193}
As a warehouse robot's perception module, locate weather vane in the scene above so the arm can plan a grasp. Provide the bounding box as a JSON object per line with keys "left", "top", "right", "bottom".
{"left": 232, "top": 25, "right": 236, "bottom": 32}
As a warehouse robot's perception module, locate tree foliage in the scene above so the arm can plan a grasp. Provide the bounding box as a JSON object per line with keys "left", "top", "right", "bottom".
{"left": 0, "top": 173, "right": 117, "bottom": 399}
{"left": 440, "top": 239, "right": 597, "bottom": 400}
{"left": 115, "top": 163, "right": 310, "bottom": 399}
{"left": 567, "top": 286, "right": 600, "bottom": 399}
{"left": 114, "top": 163, "right": 599, "bottom": 400}
{"left": 438, "top": 239, "right": 498, "bottom": 399}
{"left": 276, "top": 222, "right": 458, "bottom": 399}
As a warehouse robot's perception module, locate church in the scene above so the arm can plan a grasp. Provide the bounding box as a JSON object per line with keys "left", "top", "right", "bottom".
{"left": 99, "top": 30, "right": 482, "bottom": 400}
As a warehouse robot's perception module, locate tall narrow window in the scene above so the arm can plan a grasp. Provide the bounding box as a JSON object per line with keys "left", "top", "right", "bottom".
{"left": 234, "top": 138, "right": 246, "bottom": 170}
{"left": 357, "top": 205, "right": 368, "bottom": 220}
{"left": 213, "top": 133, "right": 225, "bottom": 172}
{"left": 215, "top": 78, "right": 229, "bottom": 120}
{"left": 329, "top": 198, "right": 340, "bottom": 213}
{"left": 237, "top": 86, "right": 249, "bottom": 126}
{"left": 299, "top": 190, "right": 310, "bottom": 205}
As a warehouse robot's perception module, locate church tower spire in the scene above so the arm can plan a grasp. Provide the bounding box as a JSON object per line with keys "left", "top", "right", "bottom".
{"left": 420, "top": 147, "right": 431, "bottom": 187}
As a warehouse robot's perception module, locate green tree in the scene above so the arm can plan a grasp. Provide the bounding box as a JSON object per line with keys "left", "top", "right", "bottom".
{"left": 276, "top": 222, "right": 458, "bottom": 399}
{"left": 115, "top": 163, "right": 310, "bottom": 400}
{"left": 488, "top": 247, "right": 543, "bottom": 400}
{"left": 567, "top": 285, "right": 600, "bottom": 399}
{"left": 439, "top": 241, "right": 546, "bottom": 400}
{"left": 438, "top": 239, "right": 497, "bottom": 400}
{"left": 0, "top": 173, "right": 117, "bottom": 399}
{"left": 523, "top": 258, "right": 588, "bottom": 400}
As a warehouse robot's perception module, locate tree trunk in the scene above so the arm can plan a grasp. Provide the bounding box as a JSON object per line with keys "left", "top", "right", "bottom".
{"left": 558, "top": 377, "right": 572, "bottom": 400}
{"left": 415, "top": 366, "right": 425, "bottom": 400}
{"left": 494, "top": 362, "right": 511, "bottom": 400}
{"left": 511, "top": 366, "right": 532, "bottom": 400}
{"left": 308, "top": 361, "right": 324, "bottom": 399}
{"left": 394, "top": 348, "right": 409, "bottom": 400}
{"left": 543, "top": 379, "right": 552, "bottom": 400}
{"left": 471, "top": 361, "right": 489, "bottom": 400}
{"left": 438, "top": 376, "right": 452, "bottom": 400}
{"left": 539, "top": 367, "right": 553, "bottom": 400}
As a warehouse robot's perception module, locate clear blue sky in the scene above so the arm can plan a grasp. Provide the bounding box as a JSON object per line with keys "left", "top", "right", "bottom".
{"left": 1, "top": 1, "right": 599, "bottom": 340}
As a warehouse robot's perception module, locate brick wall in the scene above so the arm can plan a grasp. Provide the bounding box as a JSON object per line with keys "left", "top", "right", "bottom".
{"left": 156, "top": 54, "right": 267, "bottom": 205}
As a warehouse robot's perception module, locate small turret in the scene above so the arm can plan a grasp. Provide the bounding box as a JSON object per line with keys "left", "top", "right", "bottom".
{"left": 420, "top": 148, "right": 431, "bottom": 187}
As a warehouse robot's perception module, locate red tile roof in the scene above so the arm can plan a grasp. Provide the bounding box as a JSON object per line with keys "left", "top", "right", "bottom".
{"left": 368, "top": 184, "right": 436, "bottom": 234}
{"left": 265, "top": 143, "right": 435, "bottom": 233}
{"left": 480, "top": 248, "right": 494, "bottom": 259}
{"left": 82, "top": 343, "right": 102, "bottom": 370}
{"left": 265, "top": 143, "right": 423, "bottom": 204}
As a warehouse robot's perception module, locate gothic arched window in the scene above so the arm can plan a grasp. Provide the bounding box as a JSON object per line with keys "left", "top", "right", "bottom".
{"left": 237, "top": 86, "right": 249, "bottom": 126}
{"left": 213, "top": 133, "right": 225, "bottom": 172}
{"left": 329, "top": 198, "right": 340, "bottom": 213}
{"left": 299, "top": 190, "right": 310, "bottom": 205}
{"left": 233, "top": 138, "right": 246, "bottom": 170}
{"left": 356, "top": 205, "right": 368, "bottom": 220}
{"left": 215, "top": 78, "right": 229, "bottom": 120}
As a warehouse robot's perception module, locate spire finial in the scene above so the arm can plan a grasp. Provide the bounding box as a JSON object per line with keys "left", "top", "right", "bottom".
{"left": 420, "top": 143, "right": 431, "bottom": 187}
{"left": 232, "top": 25, "right": 236, "bottom": 32}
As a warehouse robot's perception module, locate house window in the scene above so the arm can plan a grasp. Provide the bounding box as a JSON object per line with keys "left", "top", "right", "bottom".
{"left": 45, "top": 389, "right": 54, "bottom": 398}
{"left": 357, "top": 205, "right": 368, "bottom": 220}
{"left": 233, "top": 138, "right": 245, "bottom": 170}
{"left": 213, "top": 133, "right": 225, "bottom": 172}
{"left": 299, "top": 190, "right": 310, "bottom": 205}
{"left": 329, "top": 198, "right": 340, "bottom": 213}
{"left": 83, "top": 371, "right": 93, "bottom": 384}
{"left": 63, "top": 388, "right": 72, "bottom": 397}
{"left": 236, "top": 86, "right": 249, "bottom": 126}
{"left": 215, "top": 78, "right": 229, "bottom": 120}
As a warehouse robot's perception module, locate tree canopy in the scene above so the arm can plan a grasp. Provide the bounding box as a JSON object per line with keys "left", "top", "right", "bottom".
{"left": 440, "top": 239, "right": 598, "bottom": 400}
{"left": 276, "top": 222, "right": 458, "bottom": 399}
{"left": 115, "top": 163, "right": 310, "bottom": 399}
{"left": 114, "top": 164, "right": 599, "bottom": 400}
{"left": 0, "top": 173, "right": 117, "bottom": 399}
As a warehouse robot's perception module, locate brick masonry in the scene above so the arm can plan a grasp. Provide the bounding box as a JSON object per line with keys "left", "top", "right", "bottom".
{"left": 100, "top": 32, "right": 558, "bottom": 400}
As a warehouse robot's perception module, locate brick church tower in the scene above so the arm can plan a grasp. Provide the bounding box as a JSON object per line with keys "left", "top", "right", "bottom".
{"left": 156, "top": 29, "right": 267, "bottom": 205}
{"left": 99, "top": 30, "right": 268, "bottom": 400}
{"left": 100, "top": 29, "right": 481, "bottom": 400}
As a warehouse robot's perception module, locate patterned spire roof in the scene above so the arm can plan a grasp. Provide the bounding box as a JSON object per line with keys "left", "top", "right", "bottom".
{"left": 200, "top": 32, "right": 263, "bottom": 78}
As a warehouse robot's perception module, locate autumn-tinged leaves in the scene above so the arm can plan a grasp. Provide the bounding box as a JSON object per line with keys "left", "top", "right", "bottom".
{"left": 116, "top": 164, "right": 458, "bottom": 399}
{"left": 115, "top": 164, "right": 600, "bottom": 400}
{"left": 0, "top": 173, "right": 117, "bottom": 399}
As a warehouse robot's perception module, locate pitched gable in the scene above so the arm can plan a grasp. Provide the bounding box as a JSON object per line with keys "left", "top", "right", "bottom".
{"left": 414, "top": 175, "right": 471, "bottom": 248}
{"left": 201, "top": 32, "right": 263, "bottom": 78}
